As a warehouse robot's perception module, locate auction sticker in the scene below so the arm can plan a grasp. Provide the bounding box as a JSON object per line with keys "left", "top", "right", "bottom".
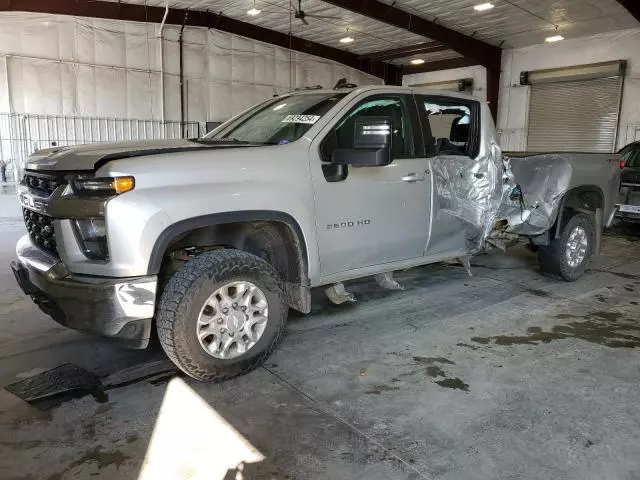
{"left": 281, "top": 115, "right": 321, "bottom": 124}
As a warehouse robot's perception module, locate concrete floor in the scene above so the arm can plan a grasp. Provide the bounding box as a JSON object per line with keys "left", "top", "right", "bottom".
{"left": 1, "top": 187, "right": 639, "bottom": 480}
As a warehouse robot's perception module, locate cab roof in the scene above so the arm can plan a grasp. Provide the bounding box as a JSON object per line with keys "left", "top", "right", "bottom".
{"left": 285, "top": 84, "right": 481, "bottom": 103}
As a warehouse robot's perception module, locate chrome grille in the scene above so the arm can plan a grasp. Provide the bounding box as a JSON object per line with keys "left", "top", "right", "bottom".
{"left": 23, "top": 208, "right": 58, "bottom": 256}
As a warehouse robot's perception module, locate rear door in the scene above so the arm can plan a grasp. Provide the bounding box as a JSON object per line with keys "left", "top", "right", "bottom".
{"left": 309, "top": 91, "right": 431, "bottom": 277}
{"left": 416, "top": 94, "right": 496, "bottom": 255}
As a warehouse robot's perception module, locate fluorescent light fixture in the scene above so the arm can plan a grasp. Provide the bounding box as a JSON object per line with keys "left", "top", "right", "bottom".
{"left": 247, "top": 8, "right": 261, "bottom": 15}
{"left": 474, "top": 3, "right": 494, "bottom": 11}
{"left": 273, "top": 103, "right": 287, "bottom": 111}
{"left": 545, "top": 35, "right": 564, "bottom": 42}
{"left": 339, "top": 37, "right": 354, "bottom": 44}
{"left": 410, "top": 59, "right": 425, "bottom": 65}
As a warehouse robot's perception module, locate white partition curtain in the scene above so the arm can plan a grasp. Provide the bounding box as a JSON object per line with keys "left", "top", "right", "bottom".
{"left": 0, "top": 11, "right": 382, "bottom": 123}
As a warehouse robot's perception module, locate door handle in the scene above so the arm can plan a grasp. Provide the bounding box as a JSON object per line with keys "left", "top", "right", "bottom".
{"left": 402, "top": 173, "right": 425, "bottom": 183}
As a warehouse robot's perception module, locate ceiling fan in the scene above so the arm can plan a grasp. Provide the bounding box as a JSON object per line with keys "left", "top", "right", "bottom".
{"left": 292, "top": 0, "right": 343, "bottom": 25}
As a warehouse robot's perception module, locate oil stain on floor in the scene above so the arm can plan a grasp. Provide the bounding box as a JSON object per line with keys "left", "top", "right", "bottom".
{"left": 411, "top": 356, "right": 469, "bottom": 391}
{"left": 471, "top": 310, "right": 640, "bottom": 349}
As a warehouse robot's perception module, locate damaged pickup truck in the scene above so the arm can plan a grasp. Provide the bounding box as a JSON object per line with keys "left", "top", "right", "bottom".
{"left": 11, "top": 86, "right": 622, "bottom": 381}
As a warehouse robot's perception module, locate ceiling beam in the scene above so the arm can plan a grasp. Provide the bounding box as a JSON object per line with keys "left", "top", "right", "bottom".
{"left": 323, "top": 0, "right": 501, "bottom": 71}
{"left": 617, "top": 0, "right": 640, "bottom": 22}
{"left": 362, "top": 42, "right": 450, "bottom": 62}
{"left": 0, "top": 0, "right": 401, "bottom": 84}
{"left": 402, "top": 57, "right": 478, "bottom": 75}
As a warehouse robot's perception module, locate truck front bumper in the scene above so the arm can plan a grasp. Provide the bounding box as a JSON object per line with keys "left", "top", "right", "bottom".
{"left": 11, "top": 235, "right": 157, "bottom": 349}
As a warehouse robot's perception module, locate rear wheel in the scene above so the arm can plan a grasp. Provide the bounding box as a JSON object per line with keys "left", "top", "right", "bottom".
{"left": 156, "top": 249, "right": 287, "bottom": 381}
{"left": 538, "top": 212, "right": 595, "bottom": 282}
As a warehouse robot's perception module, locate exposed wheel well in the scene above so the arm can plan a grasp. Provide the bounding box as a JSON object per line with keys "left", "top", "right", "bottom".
{"left": 561, "top": 186, "right": 604, "bottom": 213}
{"left": 154, "top": 218, "right": 310, "bottom": 313}
{"left": 553, "top": 185, "right": 604, "bottom": 245}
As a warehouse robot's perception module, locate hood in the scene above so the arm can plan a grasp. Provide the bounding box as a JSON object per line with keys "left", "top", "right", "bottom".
{"left": 23, "top": 139, "right": 240, "bottom": 172}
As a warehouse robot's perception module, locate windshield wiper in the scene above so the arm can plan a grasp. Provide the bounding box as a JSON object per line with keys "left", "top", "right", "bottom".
{"left": 190, "top": 137, "right": 253, "bottom": 145}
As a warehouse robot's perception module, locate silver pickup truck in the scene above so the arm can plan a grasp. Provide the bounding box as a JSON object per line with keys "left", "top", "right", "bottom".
{"left": 10, "top": 86, "right": 622, "bottom": 381}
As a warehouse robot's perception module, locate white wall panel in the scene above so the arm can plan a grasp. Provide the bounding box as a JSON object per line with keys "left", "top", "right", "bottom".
{"left": 127, "top": 71, "right": 162, "bottom": 120}
{"left": 208, "top": 81, "right": 233, "bottom": 121}
{"left": 186, "top": 78, "right": 207, "bottom": 126}
{"left": 208, "top": 30, "right": 233, "bottom": 82}
{"left": 275, "top": 49, "right": 292, "bottom": 89}
{"left": 92, "top": 19, "right": 127, "bottom": 68}
{"left": 163, "top": 74, "right": 181, "bottom": 122}
{"left": 95, "top": 66, "right": 127, "bottom": 118}
{"left": 60, "top": 63, "right": 77, "bottom": 116}
{"left": 0, "top": 58, "right": 9, "bottom": 112}
{"left": 402, "top": 65, "right": 488, "bottom": 100}
{"left": 125, "top": 22, "right": 153, "bottom": 70}
{"left": 76, "top": 65, "right": 97, "bottom": 117}
{"left": 20, "top": 59, "right": 63, "bottom": 115}
{"left": 0, "top": 11, "right": 381, "bottom": 123}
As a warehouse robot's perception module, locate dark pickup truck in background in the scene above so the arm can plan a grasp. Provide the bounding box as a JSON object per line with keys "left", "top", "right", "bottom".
{"left": 617, "top": 141, "right": 640, "bottom": 223}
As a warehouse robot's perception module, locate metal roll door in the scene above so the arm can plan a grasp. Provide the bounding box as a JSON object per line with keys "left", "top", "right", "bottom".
{"left": 527, "top": 76, "right": 623, "bottom": 152}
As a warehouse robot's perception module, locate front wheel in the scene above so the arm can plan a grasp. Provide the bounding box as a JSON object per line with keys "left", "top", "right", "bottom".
{"left": 538, "top": 212, "right": 595, "bottom": 282}
{"left": 156, "top": 250, "right": 288, "bottom": 381}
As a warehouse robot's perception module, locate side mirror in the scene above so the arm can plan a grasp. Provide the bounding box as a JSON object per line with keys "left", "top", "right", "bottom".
{"left": 332, "top": 116, "right": 393, "bottom": 167}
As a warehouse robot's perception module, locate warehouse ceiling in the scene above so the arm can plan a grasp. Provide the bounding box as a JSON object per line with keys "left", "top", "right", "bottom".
{"left": 4, "top": 0, "right": 638, "bottom": 78}
{"left": 107, "top": 0, "right": 638, "bottom": 57}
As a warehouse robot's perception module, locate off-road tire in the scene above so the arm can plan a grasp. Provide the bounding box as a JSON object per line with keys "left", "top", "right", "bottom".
{"left": 156, "top": 249, "right": 287, "bottom": 382}
{"left": 538, "top": 212, "right": 595, "bottom": 282}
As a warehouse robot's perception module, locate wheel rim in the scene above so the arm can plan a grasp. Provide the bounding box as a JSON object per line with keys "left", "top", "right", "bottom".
{"left": 565, "top": 226, "right": 589, "bottom": 268}
{"left": 196, "top": 281, "right": 269, "bottom": 359}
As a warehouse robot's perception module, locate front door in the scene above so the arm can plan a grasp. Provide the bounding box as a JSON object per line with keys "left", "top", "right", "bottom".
{"left": 309, "top": 92, "right": 431, "bottom": 278}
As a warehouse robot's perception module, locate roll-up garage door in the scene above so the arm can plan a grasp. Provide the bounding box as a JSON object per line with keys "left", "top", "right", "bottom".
{"left": 527, "top": 76, "right": 623, "bottom": 153}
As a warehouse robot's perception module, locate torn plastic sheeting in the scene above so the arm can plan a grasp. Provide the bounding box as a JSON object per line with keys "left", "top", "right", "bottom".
{"left": 500, "top": 154, "right": 573, "bottom": 236}
{"left": 430, "top": 142, "right": 505, "bottom": 252}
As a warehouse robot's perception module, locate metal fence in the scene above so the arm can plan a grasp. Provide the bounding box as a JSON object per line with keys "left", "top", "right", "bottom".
{"left": 0, "top": 113, "right": 203, "bottom": 182}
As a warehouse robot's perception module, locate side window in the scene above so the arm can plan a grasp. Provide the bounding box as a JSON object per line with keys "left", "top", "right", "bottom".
{"left": 623, "top": 147, "right": 640, "bottom": 167}
{"left": 322, "top": 95, "right": 415, "bottom": 161}
{"left": 419, "top": 97, "right": 479, "bottom": 158}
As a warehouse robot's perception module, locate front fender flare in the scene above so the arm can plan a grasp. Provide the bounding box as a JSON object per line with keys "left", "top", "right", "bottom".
{"left": 147, "top": 210, "right": 309, "bottom": 276}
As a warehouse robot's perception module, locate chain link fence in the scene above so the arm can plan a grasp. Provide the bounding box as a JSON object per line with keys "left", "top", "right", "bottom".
{"left": 0, "top": 113, "right": 203, "bottom": 182}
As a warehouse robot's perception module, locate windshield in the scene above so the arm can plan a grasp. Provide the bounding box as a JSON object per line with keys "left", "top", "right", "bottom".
{"left": 621, "top": 143, "right": 640, "bottom": 168}
{"left": 206, "top": 92, "right": 347, "bottom": 145}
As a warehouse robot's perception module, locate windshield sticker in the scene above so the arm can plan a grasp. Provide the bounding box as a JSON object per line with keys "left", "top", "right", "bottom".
{"left": 281, "top": 115, "right": 321, "bottom": 124}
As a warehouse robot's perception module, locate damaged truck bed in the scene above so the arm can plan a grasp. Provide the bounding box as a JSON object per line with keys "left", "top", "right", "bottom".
{"left": 490, "top": 152, "right": 621, "bottom": 251}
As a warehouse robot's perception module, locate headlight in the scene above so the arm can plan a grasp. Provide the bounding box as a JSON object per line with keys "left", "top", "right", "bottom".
{"left": 70, "top": 176, "right": 135, "bottom": 196}
{"left": 72, "top": 218, "right": 108, "bottom": 261}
